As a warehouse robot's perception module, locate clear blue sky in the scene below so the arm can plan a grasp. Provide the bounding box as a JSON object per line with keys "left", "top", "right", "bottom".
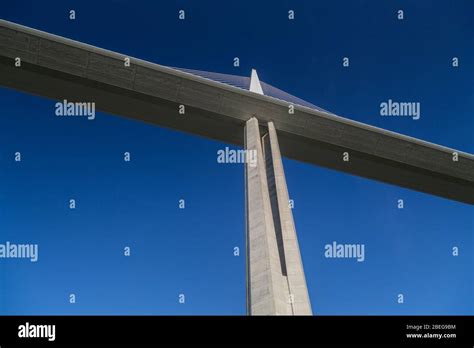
{"left": 0, "top": 0, "right": 472, "bottom": 315}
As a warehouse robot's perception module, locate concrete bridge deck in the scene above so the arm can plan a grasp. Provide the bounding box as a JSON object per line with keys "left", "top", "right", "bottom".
{"left": 1, "top": 19, "right": 473, "bottom": 204}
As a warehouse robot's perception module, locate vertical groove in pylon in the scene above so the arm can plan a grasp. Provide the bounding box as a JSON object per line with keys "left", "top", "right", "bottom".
{"left": 267, "top": 121, "right": 313, "bottom": 315}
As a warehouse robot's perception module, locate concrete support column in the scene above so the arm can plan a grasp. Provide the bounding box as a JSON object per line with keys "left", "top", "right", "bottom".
{"left": 264, "top": 121, "right": 312, "bottom": 315}
{"left": 245, "top": 117, "right": 290, "bottom": 315}
{"left": 245, "top": 117, "right": 312, "bottom": 315}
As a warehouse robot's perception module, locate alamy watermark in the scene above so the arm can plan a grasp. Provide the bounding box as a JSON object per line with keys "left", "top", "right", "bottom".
{"left": 0, "top": 241, "right": 38, "bottom": 262}
{"left": 324, "top": 241, "right": 365, "bottom": 262}
{"left": 217, "top": 147, "right": 257, "bottom": 167}
{"left": 380, "top": 99, "right": 420, "bottom": 120}
{"left": 18, "top": 322, "right": 55, "bottom": 341}
{"left": 55, "top": 99, "right": 96, "bottom": 120}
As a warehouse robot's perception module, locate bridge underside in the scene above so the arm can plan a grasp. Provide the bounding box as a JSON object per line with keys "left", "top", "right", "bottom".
{"left": 1, "top": 20, "right": 473, "bottom": 204}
